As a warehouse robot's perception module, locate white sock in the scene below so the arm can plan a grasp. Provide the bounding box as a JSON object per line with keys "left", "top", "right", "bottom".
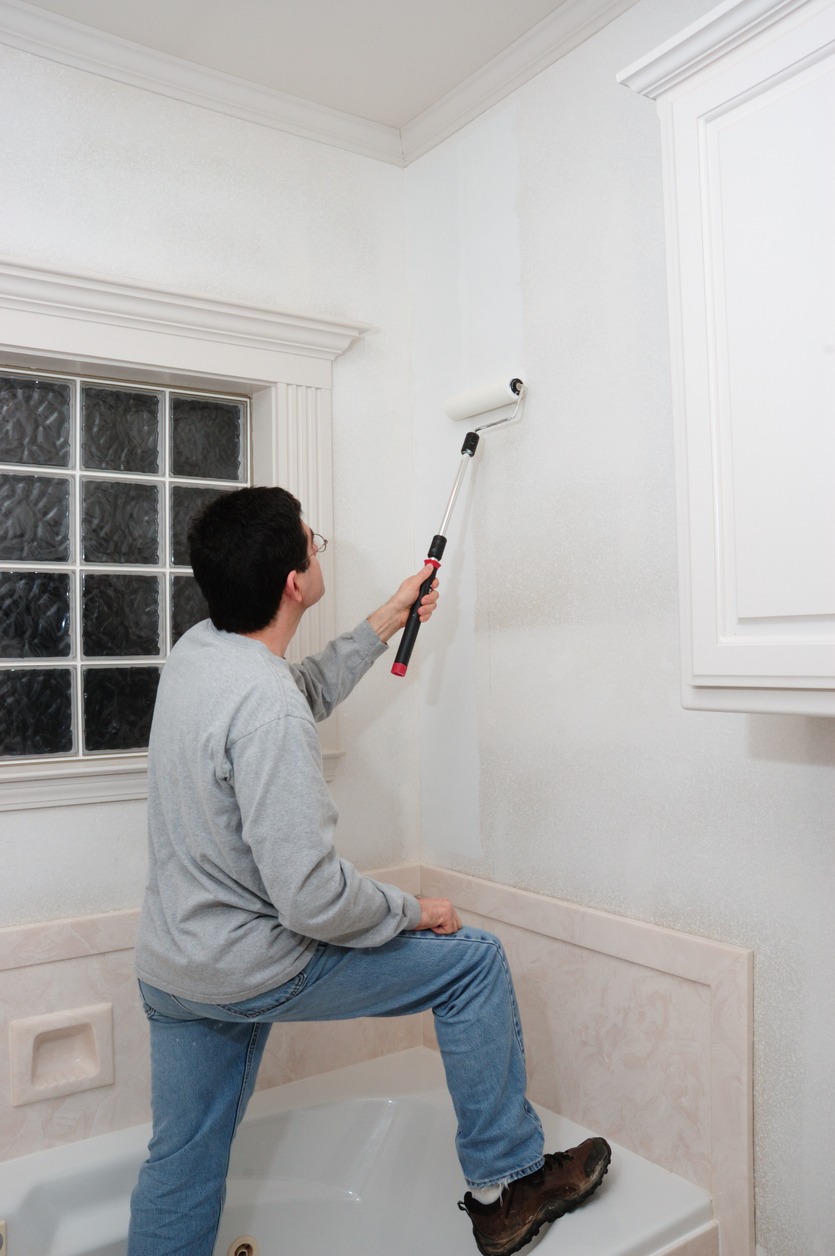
{"left": 470, "top": 1179, "right": 508, "bottom": 1205}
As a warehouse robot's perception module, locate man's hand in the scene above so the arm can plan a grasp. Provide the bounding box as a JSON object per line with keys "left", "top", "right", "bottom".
{"left": 415, "top": 896, "right": 461, "bottom": 934}
{"left": 367, "top": 564, "right": 440, "bottom": 644}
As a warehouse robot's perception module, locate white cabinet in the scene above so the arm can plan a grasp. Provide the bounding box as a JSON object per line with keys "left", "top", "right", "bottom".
{"left": 619, "top": 0, "right": 835, "bottom": 715}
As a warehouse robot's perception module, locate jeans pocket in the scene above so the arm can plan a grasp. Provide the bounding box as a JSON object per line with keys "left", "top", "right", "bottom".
{"left": 216, "top": 969, "right": 308, "bottom": 1019}
{"left": 137, "top": 979, "right": 161, "bottom": 1020}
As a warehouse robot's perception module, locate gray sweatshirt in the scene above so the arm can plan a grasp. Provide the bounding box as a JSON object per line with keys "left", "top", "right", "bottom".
{"left": 135, "top": 617, "right": 421, "bottom": 1003}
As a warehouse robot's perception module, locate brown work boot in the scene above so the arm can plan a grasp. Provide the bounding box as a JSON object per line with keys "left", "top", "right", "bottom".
{"left": 458, "top": 1137, "right": 612, "bottom": 1256}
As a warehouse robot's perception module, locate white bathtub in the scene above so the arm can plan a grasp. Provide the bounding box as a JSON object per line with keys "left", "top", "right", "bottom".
{"left": 0, "top": 1047, "right": 715, "bottom": 1256}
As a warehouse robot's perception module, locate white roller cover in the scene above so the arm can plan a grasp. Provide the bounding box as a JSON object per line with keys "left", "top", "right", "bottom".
{"left": 444, "top": 378, "right": 523, "bottom": 422}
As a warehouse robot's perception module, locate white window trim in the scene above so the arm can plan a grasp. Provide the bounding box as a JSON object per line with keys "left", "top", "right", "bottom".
{"left": 0, "top": 257, "right": 370, "bottom": 809}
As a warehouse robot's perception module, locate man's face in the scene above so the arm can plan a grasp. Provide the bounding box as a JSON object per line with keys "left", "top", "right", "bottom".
{"left": 298, "top": 523, "right": 325, "bottom": 608}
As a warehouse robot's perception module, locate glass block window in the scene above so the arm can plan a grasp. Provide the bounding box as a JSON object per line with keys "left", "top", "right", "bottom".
{"left": 0, "top": 369, "right": 249, "bottom": 761}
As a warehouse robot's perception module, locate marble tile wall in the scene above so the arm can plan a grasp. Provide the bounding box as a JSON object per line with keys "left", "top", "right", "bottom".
{"left": 0, "top": 867, "right": 422, "bottom": 1161}
{"left": 0, "top": 864, "right": 751, "bottom": 1254}
{"left": 419, "top": 867, "right": 753, "bottom": 1256}
{"left": 0, "top": 910, "right": 146, "bottom": 1159}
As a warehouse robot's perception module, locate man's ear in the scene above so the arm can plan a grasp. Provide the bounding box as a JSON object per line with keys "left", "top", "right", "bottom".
{"left": 284, "top": 569, "right": 304, "bottom": 604}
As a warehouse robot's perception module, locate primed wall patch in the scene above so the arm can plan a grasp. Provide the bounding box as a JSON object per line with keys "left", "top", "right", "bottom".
{"left": 9, "top": 1003, "right": 114, "bottom": 1106}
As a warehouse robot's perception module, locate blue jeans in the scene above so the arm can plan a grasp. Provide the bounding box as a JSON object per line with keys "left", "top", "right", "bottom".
{"left": 128, "top": 927, "right": 544, "bottom": 1255}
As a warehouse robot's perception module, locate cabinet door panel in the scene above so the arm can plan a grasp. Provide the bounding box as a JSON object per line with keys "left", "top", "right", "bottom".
{"left": 621, "top": 0, "right": 835, "bottom": 713}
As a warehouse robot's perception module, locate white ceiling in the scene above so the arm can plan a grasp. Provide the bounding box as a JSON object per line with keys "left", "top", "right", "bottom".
{"left": 22, "top": 0, "right": 600, "bottom": 128}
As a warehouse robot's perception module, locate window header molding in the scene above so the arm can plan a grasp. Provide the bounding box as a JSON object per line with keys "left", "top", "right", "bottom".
{"left": 0, "top": 258, "right": 373, "bottom": 363}
{"left": 0, "top": 257, "right": 367, "bottom": 809}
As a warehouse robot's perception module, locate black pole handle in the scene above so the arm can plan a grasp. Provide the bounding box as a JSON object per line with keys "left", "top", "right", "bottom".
{"left": 391, "top": 534, "right": 446, "bottom": 676}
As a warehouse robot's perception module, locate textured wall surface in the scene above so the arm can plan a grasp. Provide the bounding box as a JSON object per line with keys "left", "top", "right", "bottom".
{"left": 405, "top": 5, "right": 835, "bottom": 1255}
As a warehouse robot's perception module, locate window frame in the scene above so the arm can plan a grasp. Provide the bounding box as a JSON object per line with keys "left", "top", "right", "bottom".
{"left": 0, "top": 259, "right": 369, "bottom": 809}
{"left": 1, "top": 370, "right": 252, "bottom": 765}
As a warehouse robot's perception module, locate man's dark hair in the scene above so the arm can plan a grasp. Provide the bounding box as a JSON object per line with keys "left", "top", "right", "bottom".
{"left": 188, "top": 486, "right": 310, "bottom": 633}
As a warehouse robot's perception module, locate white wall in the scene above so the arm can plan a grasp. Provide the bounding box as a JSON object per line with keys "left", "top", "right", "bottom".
{"left": 406, "top": 4, "right": 835, "bottom": 1256}
{"left": 0, "top": 41, "right": 416, "bottom": 921}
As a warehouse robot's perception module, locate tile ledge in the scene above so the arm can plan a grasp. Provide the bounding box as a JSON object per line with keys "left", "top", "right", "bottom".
{"left": 0, "top": 907, "right": 139, "bottom": 972}
{"left": 419, "top": 866, "right": 752, "bottom": 985}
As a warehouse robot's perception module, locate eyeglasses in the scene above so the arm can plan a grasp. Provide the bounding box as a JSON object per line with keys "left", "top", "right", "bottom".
{"left": 311, "top": 533, "right": 328, "bottom": 555}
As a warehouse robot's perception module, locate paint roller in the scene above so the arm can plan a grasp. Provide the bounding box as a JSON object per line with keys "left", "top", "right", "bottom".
{"left": 391, "top": 376, "right": 526, "bottom": 677}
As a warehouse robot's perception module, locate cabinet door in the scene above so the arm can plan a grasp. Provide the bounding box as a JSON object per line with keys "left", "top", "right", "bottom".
{"left": 621, "top": 0, "right": 835, "bottom": 715}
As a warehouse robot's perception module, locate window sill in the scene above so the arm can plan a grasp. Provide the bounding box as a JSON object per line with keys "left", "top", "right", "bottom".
{"left": 0, "top": 750, "right": 346, "bottom": 811}
{"left": 0, "top": 756, "right": 150, "bottom": 811}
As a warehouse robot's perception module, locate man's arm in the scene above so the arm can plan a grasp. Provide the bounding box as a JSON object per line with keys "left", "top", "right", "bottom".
{"left": 367, "top": 563, "right": 439, "bottom": 642}
{"left": 290, "top": 564, "right": 440, "bottom": 719}
{"left": 234, "top": 714, "right": 460, "bottom": 944}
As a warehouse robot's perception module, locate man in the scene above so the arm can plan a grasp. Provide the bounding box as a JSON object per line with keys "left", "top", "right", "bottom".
{"left": 128, "top": 485, "right": 611, "bottom": 1256}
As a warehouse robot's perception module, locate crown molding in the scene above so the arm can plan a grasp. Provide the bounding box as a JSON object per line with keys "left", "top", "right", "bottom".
{"left": 616, "top": 0, "right": 810, "bottom": 99}
{"left": 401, "top": 0, "right": 640, "bottom": 162}
{"left": 0, "top": 0, "right": 404, "bottom": 164}
{"left": 0, "top": 0, "right": 639, "bottom": 167}
{"left": 0, "top": 257, "right": 374, "bottom": 361}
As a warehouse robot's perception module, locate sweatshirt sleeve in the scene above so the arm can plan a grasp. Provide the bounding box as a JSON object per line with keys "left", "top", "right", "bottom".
{"left": 289, "top": 619, "right": 387, "bottom": 722}
{"left": 230, "top": 705, "right": 421, "bottom": 946}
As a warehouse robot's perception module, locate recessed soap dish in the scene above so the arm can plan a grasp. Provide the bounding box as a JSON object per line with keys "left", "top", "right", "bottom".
{"left": 9, "top": 1003, "right": 114, "bottom": 1107}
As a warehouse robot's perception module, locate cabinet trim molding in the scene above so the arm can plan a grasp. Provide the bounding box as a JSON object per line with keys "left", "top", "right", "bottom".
{"left": 617, "top": 0, "right": 811, "bottom": 98}
{"left": 620, "top": 0, "right": 835, "bottom": 716}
